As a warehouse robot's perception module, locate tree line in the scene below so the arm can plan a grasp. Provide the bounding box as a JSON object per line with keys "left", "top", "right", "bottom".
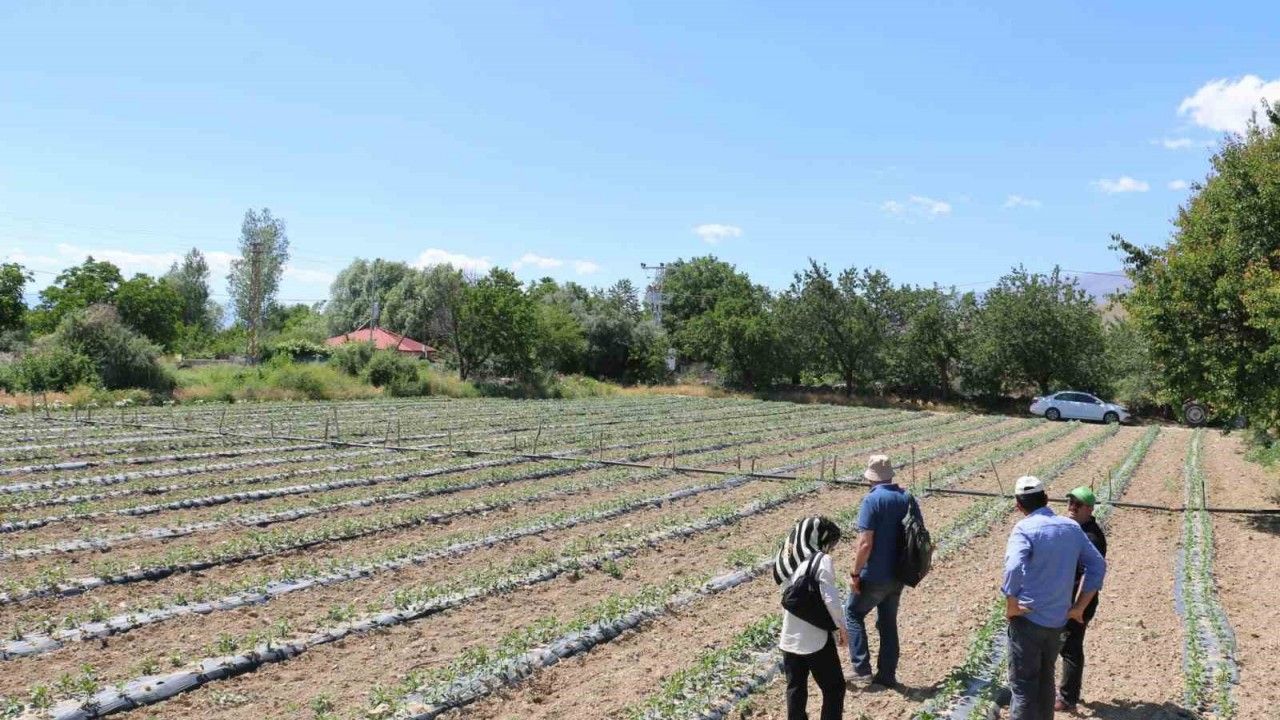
{"left": 2, "top": 103, "right": 1278, "bottom": 432}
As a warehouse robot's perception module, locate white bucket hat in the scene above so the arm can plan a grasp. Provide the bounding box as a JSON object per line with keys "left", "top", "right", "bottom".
{"left": 864, "top": 454, "right": 895, "bottom": 484}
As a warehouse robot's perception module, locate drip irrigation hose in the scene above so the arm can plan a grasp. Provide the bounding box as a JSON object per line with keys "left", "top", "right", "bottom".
{"left": 50, "top": 416, "right": 1280, "bottom": 516}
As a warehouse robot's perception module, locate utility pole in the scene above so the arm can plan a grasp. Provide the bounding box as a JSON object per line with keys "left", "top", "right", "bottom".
{"left": 641, "top": 262, "right": 676, "bottom": 372}
{"left": 640, "top": 262, "right": 668, "bottom": 324}
{"left": 247, "top": 238, "right": 264, "bottom": 362}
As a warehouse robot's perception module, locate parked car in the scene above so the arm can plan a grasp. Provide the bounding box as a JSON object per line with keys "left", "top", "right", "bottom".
{"left": 1029, "top": 391, "right": 1131, "bottom": 424}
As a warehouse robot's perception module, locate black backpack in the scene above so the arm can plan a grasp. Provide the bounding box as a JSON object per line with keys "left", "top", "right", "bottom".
{"left": 781, "top": 552, "right": 836, "bottom": 631}
{"left": 895, "top": 495, "right": 933, "bottom": 587}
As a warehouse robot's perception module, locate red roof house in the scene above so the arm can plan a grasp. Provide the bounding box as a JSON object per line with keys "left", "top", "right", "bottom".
{"left": 326, "top": 327, "right": 436, "bottom": 360}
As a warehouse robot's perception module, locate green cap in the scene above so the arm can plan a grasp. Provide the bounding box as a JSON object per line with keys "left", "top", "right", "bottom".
{"left": 1067, "top": 486, "right": 1097, "bottom": 506}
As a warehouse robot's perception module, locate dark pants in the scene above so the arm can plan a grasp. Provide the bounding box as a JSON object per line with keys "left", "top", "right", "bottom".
{"left": 783, "top": 634, "right": 846, "bottom": 720}
{"left": 844, "top": 579, "right": 903, "bottom": 682}
{"left": 1058, "top": 619, "right": 1088, "bottom": 705}
{"left": 1008, "top": 616, "right": 1065, "bottom": 720}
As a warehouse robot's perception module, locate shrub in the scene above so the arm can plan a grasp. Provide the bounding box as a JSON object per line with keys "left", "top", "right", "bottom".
{"left": 50, "top": 305, "right": 175, "bottom": 393}
{"left": 329, "top": 342, "right": 376, "bottom": 376}
{"left": 11, "top": 346, "right": 99, "bottom": 392}
{"left": 361, "top": 351, "right": 420, "bottom": 388}
{"left": 267, "top": 338, "right": 332, "bottom": 362}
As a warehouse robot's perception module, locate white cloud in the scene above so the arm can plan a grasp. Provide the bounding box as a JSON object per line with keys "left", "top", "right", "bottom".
{"left": 1178, "top": 75, "right": 1280, "bottom": 134}
{"left": 512, "top": 253, "right": 564, "bottom": 270}
{"left": 510, "top": 253, "right": 600, "bottom": 276}
{"left": 4, "top": 243, "right": 239, "bottom": 281}
{"left": 1093, "top": 176, "right": 1150, "bottom": 194}
{"left": 883, "top": 195, "right": 952, "bottom": 217}
{"left": 1003, "top": 194, "right": 1042, "bottom": 209}
{"left": 909, "top": 195, "right": 951, "bottom": 215}
{"left": 412, "top": 248, "right": 492, "bottom": 273}
{"left": 1168, "top": 179, "right": 1190, "bottom": 191}
{"left": 692, "top": 223, "right": 743, "bottom": 244}
{"left": 1159, "top": 137, "right": 1195, "bottom": 150}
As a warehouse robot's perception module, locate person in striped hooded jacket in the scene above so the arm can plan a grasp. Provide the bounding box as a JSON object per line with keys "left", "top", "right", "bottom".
{"left": 775, "top": 516, "right": 848, "bottom": 720}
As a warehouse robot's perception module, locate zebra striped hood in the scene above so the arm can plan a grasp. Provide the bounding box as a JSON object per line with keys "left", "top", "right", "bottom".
{"left": 772, "top": 516, "right": 837, "bottom": 585}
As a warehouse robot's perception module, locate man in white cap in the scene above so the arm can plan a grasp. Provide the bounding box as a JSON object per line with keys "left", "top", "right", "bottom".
{"left": 1002, "top": 476, "right": 1107, "bottom": 720}
{"left": 844, "top": 453, "right": 924, "bottom": 688}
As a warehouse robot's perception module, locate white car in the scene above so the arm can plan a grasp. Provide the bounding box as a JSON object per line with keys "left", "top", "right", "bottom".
{"left": 1029, "top": 391, "right": 1131, "bottom": 424}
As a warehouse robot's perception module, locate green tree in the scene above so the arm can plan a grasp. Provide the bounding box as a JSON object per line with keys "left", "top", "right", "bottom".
{"left": 227, "top": 208, "right": 290, "bottom": 354}
{"left": 785, "top": 260, "right": 890, "bottom": 396}
{"left": 31, "top": 257, "right": 123, "bottom": 333}
{"left": 885, "top": 285, "right": 969, "bottom": 399}
{"left": 660, "top": 257, "right": 757, "bottom": 362}
{"left": 115, "top": 274, "right": 183, "bottom": 348}
{"left": 0, "top": 262, "right": 32, "bottom": 333}
{"left": 164, "top": 248, "right": 217, "bottom": 332}
{"left": 962, "top": 266, "right": 1107, "bottom": 396}
{"left": 704, "top": 288, "right": 780, "bottom": 389}
{"left": 437, "top": 268, "right": 536, "bottom": 380}
{"left": 1116, "top": 103, "right": 1280, "bottom": 428}
{"left": 1102, "top": 316, "right": 1162, "bottom": 411}
{"left": 533, "top": 301, "right": 587, "bottom": 374}
{"left": 325, "top": 258, "right": 414, "bottom": 334}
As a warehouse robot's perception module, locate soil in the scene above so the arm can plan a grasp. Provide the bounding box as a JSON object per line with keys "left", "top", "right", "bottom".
{"left": 131, "top": 424, "right": 1120, "bottom": 718}
{"left": 1200, "top": 431, "right": 1280, "bottom": 720}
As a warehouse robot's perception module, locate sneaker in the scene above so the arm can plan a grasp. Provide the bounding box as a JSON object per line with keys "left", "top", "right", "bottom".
{"left": 846, "top": 669, "right": 872, "bottom": 688}
{"left": 871, "top": 675, "right": 899, "bottom": 690}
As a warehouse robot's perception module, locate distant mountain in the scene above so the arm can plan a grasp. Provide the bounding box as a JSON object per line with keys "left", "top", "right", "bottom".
{"left": 1067, "top": 271, "right": 1132, "bottom": 304}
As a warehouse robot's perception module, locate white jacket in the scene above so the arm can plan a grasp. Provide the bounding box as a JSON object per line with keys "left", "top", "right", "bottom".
{"left": 778, "top": 553, "right": 847, "bottom": 654}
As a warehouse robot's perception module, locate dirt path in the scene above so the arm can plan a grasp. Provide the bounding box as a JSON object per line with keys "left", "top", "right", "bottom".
{"left": 742, "top": 426, "right": 1147, "bottom": 719}
{"left": 1201, "top": 431, "right": 1280, "bottom": 720}
{"left": 1066, "top": 429, "right": 1193, "bottom": 719}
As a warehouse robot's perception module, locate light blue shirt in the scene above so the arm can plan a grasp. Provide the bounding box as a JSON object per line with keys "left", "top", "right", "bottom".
{"left": 1002, "top": 506, "right": 1107, "bottom": 629}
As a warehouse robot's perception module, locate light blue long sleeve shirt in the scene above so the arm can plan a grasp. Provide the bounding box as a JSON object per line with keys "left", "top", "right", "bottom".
{"left": 1002, "top": 506, "right": 1107, "bottom": 629}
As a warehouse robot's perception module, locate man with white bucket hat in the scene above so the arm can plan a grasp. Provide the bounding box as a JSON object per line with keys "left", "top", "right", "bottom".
{"left": 843, "top": 454, "right": 924, "bottom": 689}
{"left": 1001, "top": 475, "right": 1107, "bottom": 720}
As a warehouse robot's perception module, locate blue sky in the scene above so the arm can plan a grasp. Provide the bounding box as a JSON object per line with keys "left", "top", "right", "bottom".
{"left": 2, "top": 2, "right": 1277, "bottom": 305}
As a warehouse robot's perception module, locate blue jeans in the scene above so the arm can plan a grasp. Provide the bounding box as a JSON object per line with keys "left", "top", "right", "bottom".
{"left": 843, "top": 579, "right": 903, "bottom": 681}
{"left": 1008, "top": 615, "right": 1065, "bottom": 720}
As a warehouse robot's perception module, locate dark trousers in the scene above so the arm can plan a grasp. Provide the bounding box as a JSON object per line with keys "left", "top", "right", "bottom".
{"left": 783, "top": 634, "right": 846, "bottom": 720}
{"left": 844, "top": 579, "right": 903, "bottom": 681}
{"left": 1008, "top": 616, "right": 1065, "bottom": 720}
{"left": 1058, "top": 619, "right": 1088, "bottom": 705}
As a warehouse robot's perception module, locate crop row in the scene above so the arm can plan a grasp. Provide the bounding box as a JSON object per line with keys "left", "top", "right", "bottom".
{"left": 0, "top": 403, "right": 864, "bottom": 512}
{"left": 2, "top": 411, "right": 984, "bottom": 559}
{"left": 0, "top": 410, "right": 862, "bottom": 533}
{"left": 10, "top": 478, "right": 832, "bottom": 719}
{"left": 0, "top": 411, "right": 993, "bottom": 641}
{"left": 619, "top": 423, "right": 1126, "bottom": 720}
{"left": 1176, "top": 429, "right": 1237, "bottom": 719}
{"left": 912, "top": 425, "right": 1160, "bottom": 720}
{"left": 1, "top": 401, "right": 827, "bottom": 496}
{"left": 348, "top": 421, "right": 1090, "bottom": 718}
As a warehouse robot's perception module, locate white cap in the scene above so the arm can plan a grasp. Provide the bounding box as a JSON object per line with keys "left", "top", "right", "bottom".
{"left": 1014, "top": 475, "right": 1044, "bottom": 495}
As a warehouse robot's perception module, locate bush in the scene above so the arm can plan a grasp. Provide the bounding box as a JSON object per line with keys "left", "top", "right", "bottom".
{"left": 174, "top": 361, "right": 378, "bottom": 402}
{"left": 50, "top": 305, "right": 174, "bottom": 393}
{"left": 267, "top": 337, "right": 332, "bottom": 362}
{"left": 361, "top": 351, "right": 421, "bottom": 388}
{"left": 11, "top": 347, "right": 99, "bottom": 392}
{"left": 330, "top": 342, "right": 376, "bottom": 376}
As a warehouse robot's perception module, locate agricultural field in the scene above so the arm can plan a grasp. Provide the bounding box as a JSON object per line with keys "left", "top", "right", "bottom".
{"left": 0, "top": 397, "right": 1276, "bottom": 720}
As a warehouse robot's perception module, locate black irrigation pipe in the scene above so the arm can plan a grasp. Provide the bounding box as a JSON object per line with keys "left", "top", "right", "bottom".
{"left": 58, "top": 417, "right": 1280, "bottom": 516}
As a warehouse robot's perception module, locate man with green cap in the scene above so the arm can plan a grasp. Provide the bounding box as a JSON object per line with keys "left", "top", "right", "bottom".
{"left": 1057, "top": 486, "right": 1108, "bottom": 712}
